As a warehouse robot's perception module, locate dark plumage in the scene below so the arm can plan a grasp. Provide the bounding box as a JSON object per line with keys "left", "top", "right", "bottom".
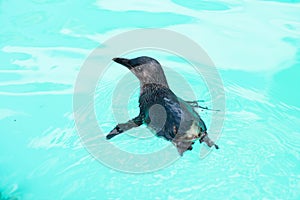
{"left": 106, "top": 56, "right": 218, "bottom": 156}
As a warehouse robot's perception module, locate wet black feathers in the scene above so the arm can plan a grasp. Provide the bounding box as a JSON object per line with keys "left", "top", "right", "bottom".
{"left": 139, "top": 83, "right": 195, "bottom": 141}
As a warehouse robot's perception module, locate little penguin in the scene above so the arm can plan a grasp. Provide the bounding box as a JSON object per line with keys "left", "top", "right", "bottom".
{"left": 106, "top": 56, "right": 219, "bottom": 156}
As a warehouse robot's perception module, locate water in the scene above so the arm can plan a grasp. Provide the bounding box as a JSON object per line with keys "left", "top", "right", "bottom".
{"left": 1, "top": 0, "right": 300, "bottom": 199}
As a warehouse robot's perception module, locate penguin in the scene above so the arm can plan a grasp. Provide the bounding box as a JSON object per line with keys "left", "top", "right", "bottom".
{"left": 106, "top": 56, "right": 219, "bottom": 156}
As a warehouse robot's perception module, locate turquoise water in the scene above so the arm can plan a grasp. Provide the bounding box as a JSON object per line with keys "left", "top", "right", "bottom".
{"left": 1, "top": 0, "right": 300, "bottom": 199}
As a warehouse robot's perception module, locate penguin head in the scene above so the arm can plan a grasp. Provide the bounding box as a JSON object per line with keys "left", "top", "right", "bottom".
{"left": 113, "top": 56, "right": 169, "bottom": 87}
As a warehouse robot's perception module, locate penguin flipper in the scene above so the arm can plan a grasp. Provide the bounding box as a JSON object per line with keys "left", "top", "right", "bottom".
{"left": 106, "top": 115, "right": 143, "bottom": 140}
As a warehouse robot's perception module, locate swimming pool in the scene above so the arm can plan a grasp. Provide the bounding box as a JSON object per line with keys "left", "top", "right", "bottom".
{"left": 1, "top": 0, "right": 300, "bottom": 199}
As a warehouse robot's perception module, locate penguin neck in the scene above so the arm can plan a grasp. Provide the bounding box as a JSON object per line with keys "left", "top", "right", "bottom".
{"left": 140, "top": 74, "right": 169, "bottom": 86}
{"left": 141, "top": 79, "right": 169, "bottom": 87}
{"left": 139, "top": 77, "right": 169, "bottom": 94}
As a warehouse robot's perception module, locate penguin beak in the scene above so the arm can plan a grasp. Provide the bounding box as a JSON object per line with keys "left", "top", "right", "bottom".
{"left": 112, "top": 57, "right": 132, "bottom": 69}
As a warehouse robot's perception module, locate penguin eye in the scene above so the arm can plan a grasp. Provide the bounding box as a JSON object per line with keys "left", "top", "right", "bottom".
{"left": 136, "top": 66, "right": 142, "bottom": 71}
